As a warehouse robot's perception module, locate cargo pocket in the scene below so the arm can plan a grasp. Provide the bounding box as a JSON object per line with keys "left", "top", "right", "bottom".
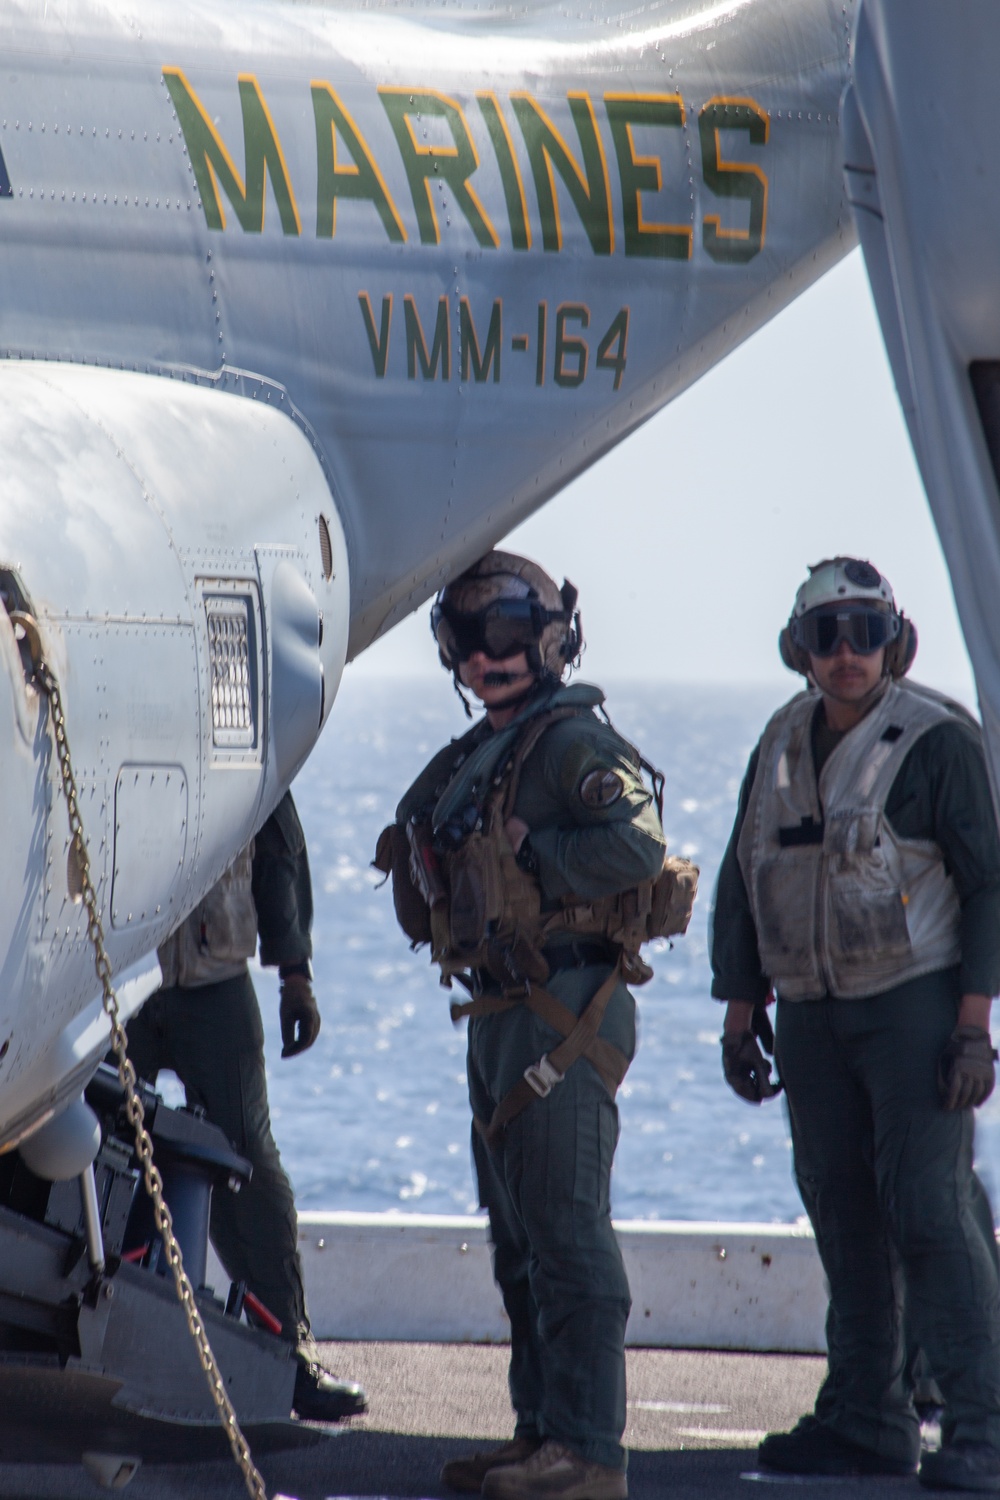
{"left": 755, "top": 856, "right": 818, "bottom": 974}
{"left": 200, "top": 858, "right": 258, "bottom": 963}
{"left": 829, "top": 860, "right": 912, "bottom": 962}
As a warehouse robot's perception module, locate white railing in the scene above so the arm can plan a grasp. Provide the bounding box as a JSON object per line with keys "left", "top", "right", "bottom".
{"left": 288, "top": 1214, "right": 829, "bottom": 1352}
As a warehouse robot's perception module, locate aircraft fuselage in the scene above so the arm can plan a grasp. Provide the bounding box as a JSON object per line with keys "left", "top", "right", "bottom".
{"left": 0, "top": 0, "right": 855, "bottom": 653}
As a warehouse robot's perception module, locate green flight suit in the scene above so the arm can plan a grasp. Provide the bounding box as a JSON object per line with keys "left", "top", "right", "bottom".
{"left": 712, "top": 701, "right": 1000, "bottom": 1463}
{"left": 397, "top": 681, "right": 665, "bottom": 1472}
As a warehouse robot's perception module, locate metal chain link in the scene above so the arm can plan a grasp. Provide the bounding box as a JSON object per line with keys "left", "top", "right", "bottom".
{"left": 27, "top": 632, "right": 268, "bottom": 1500}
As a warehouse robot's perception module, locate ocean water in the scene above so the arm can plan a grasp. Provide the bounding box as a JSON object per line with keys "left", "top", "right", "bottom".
{"left": 227, "top": 673, "right": 1000, "bottom": 1223}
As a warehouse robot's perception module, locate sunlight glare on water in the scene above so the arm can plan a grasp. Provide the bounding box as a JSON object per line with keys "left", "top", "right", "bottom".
{"left": 226, "top": 674, "right": 1000, "bottom": 1222}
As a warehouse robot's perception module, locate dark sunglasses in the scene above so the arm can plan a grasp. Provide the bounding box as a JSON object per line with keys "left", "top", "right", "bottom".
{"left": 431, "top": 598, "right": 568, "bottom": 663}
{"left": 792, "top": 605, "right": 900, "bottom": 659}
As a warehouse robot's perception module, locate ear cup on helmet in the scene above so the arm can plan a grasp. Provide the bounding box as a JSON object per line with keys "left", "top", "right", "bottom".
{"left": 780, "top": 611, "right": 916, "bottom": 679}
{"left": 558, "top": 582, "right": 583, "bottom": 665}
{"left": 433, "top": 552, "right": 582, "bottom": 683}
{"left": 565, "top": 612, "right": 583, "bottom": 662}
{"left": 884, "top": 613, "right": 917, "bottom": 679}
{"left": 779, "top": 623, "right": 812, "bottom": 677}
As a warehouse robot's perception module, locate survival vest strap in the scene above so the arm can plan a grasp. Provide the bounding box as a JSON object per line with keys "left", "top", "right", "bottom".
{"left": 499, "top": 704, "right": 584, "bottom": 817}
{"left": 432, "top": 704, "right": 591, "bottom": 986}
{"left": 375, "top": 702, "right": 700, "bottom": 986}
{"left": 452, "top": 960, "right": 628, "bottom": 1150}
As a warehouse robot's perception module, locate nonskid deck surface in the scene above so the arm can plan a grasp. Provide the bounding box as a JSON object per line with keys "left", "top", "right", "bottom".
{"left": 0, "top": 1342, "right": 930, "bottom": 1499}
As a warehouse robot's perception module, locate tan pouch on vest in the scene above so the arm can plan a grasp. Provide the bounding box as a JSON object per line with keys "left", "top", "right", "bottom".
{"left": 647, "top": 854, "right": 700, "bottom": 940}
{"left": 446, "top": 831, "right": 506, "bottom": 953}
{"left": 374, "top": 823, "right": 433, "bottom": 947}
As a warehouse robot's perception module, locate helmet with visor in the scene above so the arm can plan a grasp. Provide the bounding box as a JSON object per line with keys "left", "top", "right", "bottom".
{"left": 780, "top": 557, "right": 917, "bottom": 679}
{"left": 432, "top": 551, "right": 582, "bottom": 680}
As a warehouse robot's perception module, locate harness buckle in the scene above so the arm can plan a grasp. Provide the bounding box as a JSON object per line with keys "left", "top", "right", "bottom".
{"left": 523, "top": 1054, "right": 564, "bottom": 1099}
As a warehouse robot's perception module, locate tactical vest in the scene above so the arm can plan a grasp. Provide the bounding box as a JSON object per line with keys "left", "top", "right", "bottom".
{"left": 157, "top": 846, "right": 257, "bottom": 989}
{"left": 736, "top": 681, "right": 964, "bottom": 1001}
{"left": 376, "top": 704, "right": 698, "bottom": 993}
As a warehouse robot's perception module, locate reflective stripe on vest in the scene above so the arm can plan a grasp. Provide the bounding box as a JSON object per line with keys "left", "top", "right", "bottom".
{"left": 736, "top": 681, "right": 963, "bottom": 1000}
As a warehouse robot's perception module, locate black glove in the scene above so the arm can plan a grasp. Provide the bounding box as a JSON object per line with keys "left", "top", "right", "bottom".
{"left": 280, "top": 974, "right": 321, "bottom": 1058}
{"left": 721, "top": 1002, "right": 782, "bottom": 1105}
{"left": 938, "top": 1024, "right": 997, "bottom": 1111}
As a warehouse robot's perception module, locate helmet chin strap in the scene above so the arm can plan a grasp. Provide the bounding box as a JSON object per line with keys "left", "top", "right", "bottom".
{"left": 452, "top": 675, "right": 474, "bottom": 719}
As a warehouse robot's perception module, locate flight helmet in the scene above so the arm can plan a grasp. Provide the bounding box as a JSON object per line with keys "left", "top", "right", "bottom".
{"left": 431, "top": 550, "right": 583, "bottom": 680}
{"left": 779, "top": 557, "right": 917, "bottom": 679}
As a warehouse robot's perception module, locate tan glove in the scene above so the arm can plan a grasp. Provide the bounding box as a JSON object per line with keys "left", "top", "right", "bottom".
{"left": 938, "top": 1025, "right": 997, "bottom": 1111}
{"left": 279, "top": 974, "right": 321, "bottom": 1058}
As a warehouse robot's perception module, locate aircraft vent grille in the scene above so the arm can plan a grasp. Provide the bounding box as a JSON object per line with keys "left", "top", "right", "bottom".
{"left": 318, "top": 514, "right": 334, "bottom": 581}
{"left": 206, "top": 597, "right": 255, "bottom": 747}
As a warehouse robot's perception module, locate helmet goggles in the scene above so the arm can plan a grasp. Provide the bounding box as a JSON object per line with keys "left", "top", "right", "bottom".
{"left": 432, "top": 598, "right": 569, "bottom": 664}
{"left": 793, "top": 603, "right": 900, "bottom": 659}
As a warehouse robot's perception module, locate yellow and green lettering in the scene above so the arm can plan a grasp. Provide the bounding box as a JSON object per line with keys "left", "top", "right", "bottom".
{"left": 164, "top": 68, "right": 300, "bottom": 234}
{"left": 312, "top": 83, "right": 406, "bottom": 243}
{"left": 510, "top": 93, "right": 613, "bottom": 256}
{"left": 699, "top": 97, "right": 768, "bottom": 263}
{"left": 605, "top": 94, "right": 690, "bottom": 260}
{"left": 359, "top": 293, "right": 392, "bottom": 377}
{"left": 477, "top": 93, "right": 530, "bottom": 251}
{"left": 381, "top": 89, "right": 498, "bottom": 249}
{"left": 460, "top": 299, "right": 501, "bottom": 382}
{"left": 404, "top": 295, "right": 450, "bottom": 380}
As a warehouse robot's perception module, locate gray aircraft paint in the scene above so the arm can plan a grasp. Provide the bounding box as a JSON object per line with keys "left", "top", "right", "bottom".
{"left": 0, "top": 363, "right": 348, "bottom": 1148}
{"left": 0, "top": 0, "right": 859, "bottom": 1147}
{"left": 0, "top": 0, "right": 855, "bottom": 653}
{"left": 848, "top": 1, "right": 1000, "bottom": 797}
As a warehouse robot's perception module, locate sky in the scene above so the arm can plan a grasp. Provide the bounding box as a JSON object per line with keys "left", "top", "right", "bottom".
{"left": 347, "top": 247, "right": 977, "bottom": 706}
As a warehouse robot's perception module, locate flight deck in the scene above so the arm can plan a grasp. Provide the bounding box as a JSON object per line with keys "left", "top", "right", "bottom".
{"left": 0, "top": 1339, "right": 927, "bottom": 1500}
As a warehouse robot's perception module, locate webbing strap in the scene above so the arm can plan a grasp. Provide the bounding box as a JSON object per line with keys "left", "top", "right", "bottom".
{"left": 499, "top": 706, "right": 584, "bottom": 822}
{"left": 474, "top": 963, "right": 629, "bottom": 1150}
{"left": 450, "top": 993, "right": 519, "bottom": 1023}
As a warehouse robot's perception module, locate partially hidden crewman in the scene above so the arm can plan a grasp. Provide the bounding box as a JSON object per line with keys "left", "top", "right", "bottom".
{"left": 376, "top": 551, "right": 697, "bottom": 1500}
{"left": 125, "top": 791, "right": 367, "bottom": 1423}
{"left": 711, "top": 557, "right": 1000, "bottom": 1492}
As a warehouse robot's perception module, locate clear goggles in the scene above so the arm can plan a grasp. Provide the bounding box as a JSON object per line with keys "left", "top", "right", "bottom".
{"left": 792, "top": 604, "right": 900, "bottom": 659}
{"left": 431, "top": 597, "right": 567, "bottom": 664}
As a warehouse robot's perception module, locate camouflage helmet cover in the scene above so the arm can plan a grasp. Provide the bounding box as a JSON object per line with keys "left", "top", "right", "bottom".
{"left": 436, "top": 550, "right": 581, "bottom": 677}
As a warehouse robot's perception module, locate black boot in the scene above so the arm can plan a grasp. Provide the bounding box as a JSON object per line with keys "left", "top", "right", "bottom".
{"left": 920, "top": 1443, "right": 1000, "bottom": 1492}
{"left": 292, "top": 1359, "right": 367, "bottom": 1421}
{"left": 758, "top": 1416, "right": 916, "bottom": 1476}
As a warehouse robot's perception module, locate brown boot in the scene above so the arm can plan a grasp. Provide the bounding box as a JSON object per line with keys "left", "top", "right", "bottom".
{"left": 442, "top": 1437, "right": 544, "bottom": 1494}
{"left": 481, "top": 1440, "right": 627, "bottom": 1500}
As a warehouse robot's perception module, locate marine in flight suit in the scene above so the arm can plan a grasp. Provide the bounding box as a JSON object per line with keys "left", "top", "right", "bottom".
{"left": 381, "top": 551, "right": 680, "bottom": 1500}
